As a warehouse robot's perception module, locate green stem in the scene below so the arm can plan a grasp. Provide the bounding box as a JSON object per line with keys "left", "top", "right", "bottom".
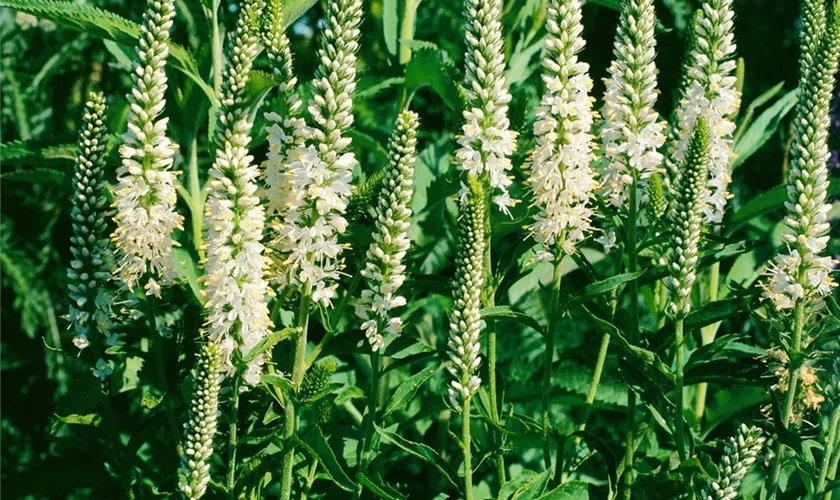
{"left": 355, "top": 351, "right": 381, "bottom": 499}
{"left": 674, "top": 317, "right": 686, "bottom": 462}
{"left": 622, "top": 179, "right": 640, "bottom": 500}
{"left": 695, "top": 259, "right": 721, "bottom": 422}
{"left": 280, "top": 289, "right": 312, "bottom": 500}
{"left": 301, "top": 460, "right": 319, "bottom": 500}
{"left": 147, "top": 296, "right": 182, "bottom": 454}
{"left": 817, "top": 404, "right": 840, "bottom": 494}
{"left": 398, "top": 0, "right": 420, "bottom": 64}
{"left": 542, "top": 257, "right": 564, "bottom": 472}
{"left": 463, "top": 399, "right": 474, "bottom": 500}
{"left": 187, "top": 137, "right": 205, "bottom": 261}
{"left": 210, "top": 1, "right": 223, "bottom": 98}
{"left": 768, "top": 299, "right": 806, "bottom": 497}
{"left": 227, "top": 376, "right": 241, "bottom": 497}
{"left": 579, "top": 331, "right": 611, "bottom": 432}
{"left": 826, "top": 422, "right": 840, "bottom": 500}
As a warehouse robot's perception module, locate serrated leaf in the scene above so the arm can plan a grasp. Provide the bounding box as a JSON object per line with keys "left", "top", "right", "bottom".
{"left": 405, "top": 48, "right": 461, "bottom": 110}
{"left": 498, "top": 469, "right": 551, "bottom": 499}
{"left": 481, "top": 305, "right": 545, "bottom": 337}
{"left": 334, "top": 384, "right": 366, "bottom": 406}
{"left": 578, "top": 270, "right": 646, "bottom": 299}
{"left": 1, "top": 0, "right": 217, "bottom": 105}
{"left": 298, "top": 428, "right": 357, "bottom": 491}
{"left": 728, "top": 180, "right": 840, "bottom": 231}
{"left": 374, "top": 423, "right": 461, "bottom": 491}
{"left": 54, "top": 413, "right": 102, "bottom": 427}
{"left": 382, "top": 364, "right": 440, "bottom": 418}
{"left": 356, "top": 472, "right": 407, "bottom": 500}
{"left": 685, "top": 297, "right": 750, "bottom": 330}
{"left": 261, "top": 374, "right": 294, "bottom": 406}
{"left": 1, "top": 168, "right": 67, "bottom": 185}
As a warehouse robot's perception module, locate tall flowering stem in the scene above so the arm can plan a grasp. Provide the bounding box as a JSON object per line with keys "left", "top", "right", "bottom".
{"left": 355, "top": 110, "right": 419, "bottom": 488}
{"left": 668, "top": 0, "right": 739, "bottom": 224}
{"left": 178, "top": 342, "right": 222, "bottom": 500}
{"left": 203, "top": 0, "right": 270, "bottom": 387}
{"left": 668, "top": 119, "right": 711, "bottom": 462}
{"left": 458, "top": 0, "right": 517, "bottom": 480}
{"left": 525, "top": 0, "right": 598, "bottom": 473}
{"left": 448, "top": 179, "right": 486, "bottom": 500}
{"left": 765, "top": 0, "right": 840, "bottom": 492}
{"left": 112, "top": 0, "right": 183, "bottom": 294}
{"left": 67, "top": 91, "right": 114, "bottom": 357}
{"left": 272, "top": 0, "right": 363, "bottom": 498}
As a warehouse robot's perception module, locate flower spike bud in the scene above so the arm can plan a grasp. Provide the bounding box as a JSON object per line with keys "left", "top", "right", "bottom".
{"left": 525, "top": 0, "right": 598, "bottom": 257}
{"left": 668, "top": 0, "right": 739, "bottom": 224}
{"left": 447, "top": 179, "right": 486, "bottom": 412}
{"left": 269, "top": 0, "right": 363, "bottom": 307}
{"left": 456, "top": 0, "right": 518, "bottom": 215}
{"left": 67, "top": 91, "right": 114, "bottom": 353}
{"left": 355, "top": 110, "right": 419, "bottom": 352}
{"left": 178, "top": 342, "right": 222, "bottom": 500}
{"left": 700, "top": 424, "right": 765, "bottom": 500}
{"left": 760, "top": 0, "right": 840, "bottom": 312}
{"left": 600, "top": 0, "right": 666, "bottom": 211}
{"left": 204, "top": 0, "right": 272, "bottom": 386}
{"left": 668, "top": 119, "right": 711, "bottom": 318}
{"left": 262, "top": 0, "right": 309, "bottom": 217}
{"left": 112, "top": 0, "right": 184, "bottom": 292}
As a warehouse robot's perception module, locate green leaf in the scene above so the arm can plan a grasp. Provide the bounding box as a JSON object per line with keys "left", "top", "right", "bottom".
{"left": 0, "top": 168, "right": 67, "bottom": 185}
{"left": 684, "top": 334, "right": 765, "bottom": 386}
{"left": 284, "top": 0, "right": 319, "bottom": 26}
{"left": 260, "top": 374, "right": 294, "bottom": 407}
{"left": 732, "top": 89, "right": 797, "bottom": 170}
{"left": 374, "top": 423, "right": 461, "bottom": 490}
{"left": 1, "top": 0, "right": 218, "bottom": 105}
{"left": 54, "top": 413, "right": 102, "bottom": 427}
{"left": 242, "top": 70, "right": 281, "bottom": 119}
{"left": 405, "top": 48, "right": 461, "bottom": 110}
{"left": 383, "top": 0, "right": 398, "bottom": 56}
{"left": 481, "top": 305, "right": 545, "bottom": 337}
{"left": 578, "top": 270, "right": 646, "bottom": 299}
{"left": 538, "top": 480, "right": 590, "bottom": 499}
{"left": 334, "top": 384, "right": 366, "bottom": 405}
{"left": 356, "top": 472, "right": 407, "bottom": 500}
{"left": 728, "top": 179, "right": 840, "bottom": 231}
{"left": 685, "top": 297, "right": 750, "bottom": 330}
{"left": 499, "top": 469, "right": 551, "bottom": 500}
{"left": 171, "top": 248, "right": 203, "bottom": 304}
{"left": 382, "top": 363, "right": 441, "bottom": 418}
{"left": 242, "top": 327, "right": 296, "bottom": 363}
{"left": 298, "top": 428, "right": 357, "bottom": 491}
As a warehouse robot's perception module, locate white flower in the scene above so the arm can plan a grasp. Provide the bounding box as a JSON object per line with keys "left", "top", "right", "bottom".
{"left": 596, "top": 230, "right": 617, "bottom": 254}
{"left": 93, "top": 358, "right": 114, "bottom": 380}
{"left": 203, "top": 0, "right": 271, "bottom": 385}
{"left": 112, "top": 0, "right": 184, "bottom": 291}
{"left": 457, "top": 0, "right": 518, "bottom": 215}
{"left": 355, "top": 111, "right": 419, "bottom": 352}
{"left": 525, "top": 0, "right": 597, "bottom": 256}
{"left": 599, "top": 0, "right": 666, "bottom": 210}
{"left": 668, "top": 0, "right": 739, "bottom": 224}
{"left": 267, "top": 0, "right": 363, "bottom": 306}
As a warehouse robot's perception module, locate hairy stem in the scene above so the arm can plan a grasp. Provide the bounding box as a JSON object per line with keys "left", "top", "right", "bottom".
{"left": 816, "top": 401, "right": 840, "bottom": 493}
{"left": 675, "top": 317, "right": 687, "bottom": 462}
{"left": 623, "top": 179, "right": 640, "bottom": 500}
{"left": 280, "top": 290, "right": 312, "bottom": 500}
{"left": 355, "top": 351, "right": 381, "bottom": 499}
{"left": 463, "top": 399, "right": 474, "bottom": 500}
{"left": 542, "top": 257, "right": 564, "bottom": 472}
{"left": 768, "top": 299, "right": 806, "bottom": 497}
{"left": 826, "top": 422, "right": 840, "bottom": 500}
{"left": 227, "top": 376, "right": 241, "bottom": 497}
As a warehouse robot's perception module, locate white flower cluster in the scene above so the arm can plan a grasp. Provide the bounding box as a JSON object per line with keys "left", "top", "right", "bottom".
{"left": 267, "top": 0, "right": 363, "bottom": 307}
{"left": 525, "top": 0, "right": 597, "bottom": 256}
{"left": 355, "top": 111, "right": 419, "bottom": 352}
{"left": 111, "top": 0, "right": 183, "bottom": 293}
{"left": 761, "top": 4, "right": 840, "bottom": 312}
{"left": 599, "top": 0, "right": 665, "bottom": 210}
{"left": 669, "top": 0, "right": 739, "bottom": 224}
{"left": 701, "top": 424, "right": 765, "bottom": 500}
{"left": 447, "top": 184, "right": 486, "bottom": 411}
{"left": 203, "top": 0, "right": 271, "bottom": 386}
{"left": 456, "top": 0, "right": 518, "bottom": 215}
{"left": 66, "top": 92, "right": 115, "bottom": 353}
{"left": 179, "top": 342, "right": 222, "bottom": 500}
